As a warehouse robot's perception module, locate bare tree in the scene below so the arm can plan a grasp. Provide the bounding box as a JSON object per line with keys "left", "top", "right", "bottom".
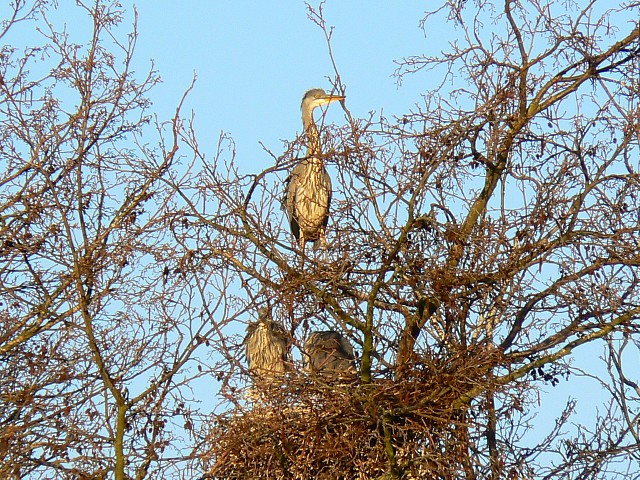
{"left": 0, "top": 2, "right": 225, "bottom": 479}
{"left": 2, "top": 0, "right": 640, "bottom": 479}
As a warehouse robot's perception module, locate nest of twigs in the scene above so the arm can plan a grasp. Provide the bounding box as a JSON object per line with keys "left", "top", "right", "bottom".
{"left": 202, "top": 347, "right": 503, "bottom": 479}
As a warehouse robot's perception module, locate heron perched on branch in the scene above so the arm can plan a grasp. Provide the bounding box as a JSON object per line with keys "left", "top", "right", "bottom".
{"left": 305, "top": 330, "right": 356, "bottom": 376}
{"left": 244, "top": 307, "right": 290, "bottom": 379}
{"left": 285, "top": 88, "right": 345, "bottom": 251}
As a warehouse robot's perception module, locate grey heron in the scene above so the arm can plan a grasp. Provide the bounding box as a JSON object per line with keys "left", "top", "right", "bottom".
{"left": 305, "top": 330, "right": 356, "bottom": 376}
{"left": 285, "top": 88, "right": 345, "bottom": 251}
{"left": 244, "top": 307, "right": 290, "bottom": 379}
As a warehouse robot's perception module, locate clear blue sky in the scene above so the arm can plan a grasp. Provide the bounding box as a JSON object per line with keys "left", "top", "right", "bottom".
{"left": 132, "top": 2, "right": 434, "bottom": 169}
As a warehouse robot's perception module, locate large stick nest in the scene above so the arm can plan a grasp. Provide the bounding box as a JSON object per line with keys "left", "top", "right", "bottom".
{"left": 202, "top": 347, "right": 504, "bottom": 479}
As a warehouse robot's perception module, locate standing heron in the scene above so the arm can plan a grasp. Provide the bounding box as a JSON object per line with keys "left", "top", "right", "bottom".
{"left": 305, "top": 330, "right": 357, "bottom": 376}
{"left": 244, "top": 307, "right": 290, "bottom": 380}
{"left": 285, "top": 88, "right": 345, "bottom": 251}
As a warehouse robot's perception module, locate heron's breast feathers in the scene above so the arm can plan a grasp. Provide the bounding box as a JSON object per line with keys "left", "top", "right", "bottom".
{"left": 285, "top": 163, "right": 331, "bottom": 238}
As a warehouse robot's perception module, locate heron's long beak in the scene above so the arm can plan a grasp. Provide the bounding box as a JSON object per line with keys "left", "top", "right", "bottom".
{"left": 310, "top": 93, "right": 346, "bottom": 110}
{"left": 324, "top": 95, "right": 345, "bottom": 104}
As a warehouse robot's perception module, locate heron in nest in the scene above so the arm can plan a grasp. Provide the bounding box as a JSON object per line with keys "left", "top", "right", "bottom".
{"left": 305, "top": 330, "right": 356, "bottom": 376}
{"left": 244, "top": 307, "right": 290, "bottom": 380}
{"left": 284, "top": 88, "right": 345, "bottom": 252}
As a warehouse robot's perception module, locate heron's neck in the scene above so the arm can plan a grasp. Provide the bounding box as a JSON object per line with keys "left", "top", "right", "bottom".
{"left": 302, "top": 110, "right": 322, "bottom": 158}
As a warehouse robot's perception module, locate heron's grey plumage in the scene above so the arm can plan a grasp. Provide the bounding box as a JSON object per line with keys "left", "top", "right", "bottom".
{"left": 285, "top": 88, "right": 344, "bottom": 250}
{"left": 305, "top": 330, "right": 356, "bottom": 376}
{"left": 244, "top": 307, "right": 289, "bottom": 378}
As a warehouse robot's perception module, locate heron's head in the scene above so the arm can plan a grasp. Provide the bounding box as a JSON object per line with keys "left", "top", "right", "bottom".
{"left": 301, "top": 88, "right": 345, "bottom": 112}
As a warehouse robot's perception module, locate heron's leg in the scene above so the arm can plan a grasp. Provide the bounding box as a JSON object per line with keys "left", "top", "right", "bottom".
{"left": 299, "top": 231, "right": 306, "bottom": 253}
{"left": 318, "top": 227, "right": 327, "bottom": 249}
{"left": 298, "top": 231, "right": 306, "bottom": 268}
{"left": 317, "top": 227, "right": 330, "bottom": 262}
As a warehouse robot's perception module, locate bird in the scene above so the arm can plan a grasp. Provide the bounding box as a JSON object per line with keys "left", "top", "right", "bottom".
{"left": 305, "top": 330, "right": 357, "bottom": 376}
{"left": 244, "top": 307, "right": 290, "bottom": 380}
{"left": 284, "top": 88, "right": 345, "bottom": 252}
